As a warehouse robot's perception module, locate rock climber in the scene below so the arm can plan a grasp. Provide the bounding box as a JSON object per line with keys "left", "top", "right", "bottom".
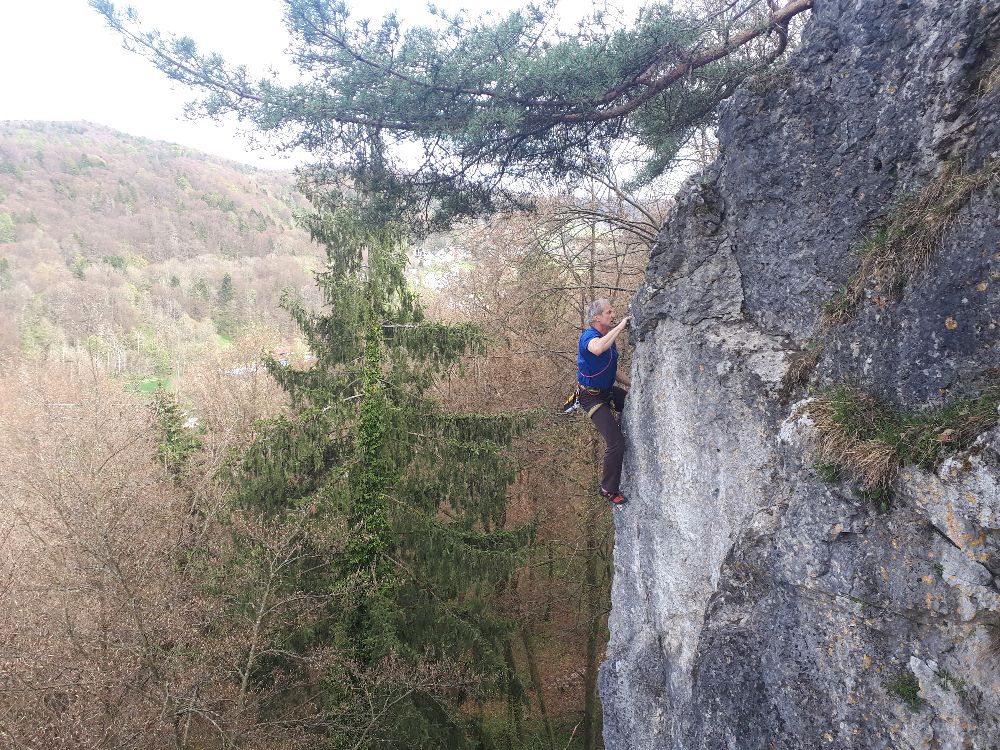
{"left": 577, "top": 298, "right": 631, "bottom": 505}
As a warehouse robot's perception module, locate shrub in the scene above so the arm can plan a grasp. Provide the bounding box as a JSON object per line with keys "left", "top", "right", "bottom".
{"left": 69, "top": 253, "right": 90, "bottom": 279}
{"left": 103, "top": 254, "right": 127, "bottom": 272}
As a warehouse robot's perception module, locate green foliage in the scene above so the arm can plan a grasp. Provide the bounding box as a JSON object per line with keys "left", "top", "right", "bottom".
{"left": 20, "top": 294, "right": 59, "bottom": 353}
{"left": 0, "top": 257, "right": 12, "bottom": 290}
{"left": 150, "top": 389, "right": 202, "bottom": 478}
{"left": 857, "top": 485, "right": 891, "bottom": 514}
{"left": 249, "top": 207, "right": 268, "bottom": 232}
{"left": 217, "top": 272, "right": 234, "bottom": 305}
{"left": 175, "top": 172, "right": 192, "bottom": 191}
{"left": 93, "top": 0, "right": 806, "bottom": 231}
{"left": 133, "top": 327, "right": 172, "bottom": 377}
{"left": 884, "top": 670, "right": 923, "bottom": 711}
{"left": 934, "top": 667, "right": 967, "bottom": 698}
{"left": 213, "top": 309, "right": 238, "bottom": 339}
{"left": 201, "top": 191, "right": 237, "bottom": 212}
{"left": 190, "top": 276, "right": 211, "bottom": 301}
{"left": 0, "top": 211, "right": 15, "bottom": 243}
{"left": 812, "top": 460, "right": 841, "bottom": 484}
{"left": 122, "top": 245, "right": 148, "bottom": 269}
{"left": 68, "top": 253, "right": 90, "bottom": 279}
{"left": 0, "top": 159, "right": 23, "bottom": 179}
{"left": 81, "top": 152, "right": 108, "bottom": 169}
{"left": 84, "top": 334, "right": 108, "bottom": 358}
{"left": 61, "top": 153, "right": 106, "bottom": 174}
{"left": 126, "top": 375, "right": 171, "bottom": 394}
{"left": 52, "top": 179, "right": 77, "bottom": 201}
{"left": 221, "top": 190, "right": 533, "bottom": 746}
{"left": 168, "top": 274, "right": 180, "bottom": 288}
{"left": 116, "top": 177, "right": 139, "bottom": 209}
{"left": 103, "top": 253, "right": 127, "bottom": 272}
{"left": 479, "top": 713, "right": 587, "bottom": 749}
{"left": 745, "top": 59, "right": 794, "bottom": 93}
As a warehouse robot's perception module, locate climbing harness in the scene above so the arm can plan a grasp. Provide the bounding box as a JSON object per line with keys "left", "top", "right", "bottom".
{"left": 561, "top": 385, "right": 615, "bottom": 418}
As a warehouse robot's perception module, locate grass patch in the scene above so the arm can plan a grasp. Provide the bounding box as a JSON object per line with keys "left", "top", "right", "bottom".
{"left": 807, "top": 382, "right": 1000, "bottom": 491}
{"left": 975, "top": 47, "right": 1000, "bottom": 97}
{"left": 987, "top": 622, "right": 1000, "bottom": 660}
{"left": 126, "top": 376, "right": 171, "bottom": 394}
{"left": 857, "top": 485, "right": 892, "bottom": 514}
{"left": 823, "top": 160, "right": 1000, "bottom": 326}
{"left": 884, "top": 669, "right": 923, "bottom": 711}
{"left": 812, "top": 460, "right": 841, "bottom": 484}
{"left": 934, "top": 667, "right": 967, "bottom": 698}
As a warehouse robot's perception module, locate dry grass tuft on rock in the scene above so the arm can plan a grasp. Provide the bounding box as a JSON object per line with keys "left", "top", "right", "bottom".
{"left": 780, "top": 340, "right": 824, "bottom": 400}
{"left": 823, "top": 160, "right": 1000, "bottom": 326}
{"left": 986, "top": 622, "right": 1000, "bottom": 660}
{"left": 808, "top": 383, "right": 1000, "bottom": 492}
{"left": 975, "top": 48, "right": 1000, "bottom": 97}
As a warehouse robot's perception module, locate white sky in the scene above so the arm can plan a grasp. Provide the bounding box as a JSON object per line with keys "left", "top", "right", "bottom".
{"left": 1, "top": 0, "right": 625, "bottom": 170}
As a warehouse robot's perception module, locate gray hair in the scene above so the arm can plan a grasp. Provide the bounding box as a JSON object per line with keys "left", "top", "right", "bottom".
{"left": 586, "top": 298, "right": 610, "bottom": 324}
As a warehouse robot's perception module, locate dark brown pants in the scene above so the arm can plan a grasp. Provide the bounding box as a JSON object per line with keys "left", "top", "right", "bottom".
{"left": 578, "top": 386, "right": 627, "bottom": 495}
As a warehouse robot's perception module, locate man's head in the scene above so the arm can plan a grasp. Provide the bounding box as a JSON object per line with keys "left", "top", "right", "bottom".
{"left": 587, "top": 298, "right": 615, "bottom": 332}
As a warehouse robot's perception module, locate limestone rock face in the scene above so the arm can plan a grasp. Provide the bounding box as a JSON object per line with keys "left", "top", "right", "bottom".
{"left": 600, "top": 1, "right": 1000, "bottom": 748}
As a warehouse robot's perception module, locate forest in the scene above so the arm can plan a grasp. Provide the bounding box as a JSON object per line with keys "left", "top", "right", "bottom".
{"left": 0, "top": 0, "right": 809, "bottom": 747}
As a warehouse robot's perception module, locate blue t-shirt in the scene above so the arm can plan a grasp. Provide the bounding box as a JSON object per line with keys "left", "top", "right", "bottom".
{"left": 577, "top": 327, "right": 618, "bottom": 390}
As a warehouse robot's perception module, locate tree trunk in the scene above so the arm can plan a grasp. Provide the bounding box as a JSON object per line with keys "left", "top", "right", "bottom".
{"left": 521, "top": 626, "right": 556, "bottom": 748}
{"left": 503, "top": 637, "right": 524, "bottom": 748}
{"left": 583, "top": 434, "right": 602, "bottom": 750}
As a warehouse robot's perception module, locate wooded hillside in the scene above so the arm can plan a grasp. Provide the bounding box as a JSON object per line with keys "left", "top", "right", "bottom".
{"left": 0, "top": 121, "right": 322, "bottom": 380}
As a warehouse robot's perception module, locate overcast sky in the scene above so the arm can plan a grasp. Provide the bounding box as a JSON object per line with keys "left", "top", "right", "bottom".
{"left": 3, "top": 1, "right": 294, "bottom": 168}
{"left": 2, "top": 0, "right": 616, "bottom": 170}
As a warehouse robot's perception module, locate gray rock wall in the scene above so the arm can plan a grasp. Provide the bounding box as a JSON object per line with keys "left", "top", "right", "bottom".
{"left": 601, "top": 1, "right": 1000, "bottom": 748}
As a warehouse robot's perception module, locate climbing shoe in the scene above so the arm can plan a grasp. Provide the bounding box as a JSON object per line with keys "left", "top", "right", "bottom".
{"left": 600, "top": 488, "right": 627, "bottom": 505}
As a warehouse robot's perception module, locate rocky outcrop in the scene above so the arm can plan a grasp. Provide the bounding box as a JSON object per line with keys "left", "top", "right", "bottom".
{"left": 601, "top": 1, "right": 1000, "bottom": 748}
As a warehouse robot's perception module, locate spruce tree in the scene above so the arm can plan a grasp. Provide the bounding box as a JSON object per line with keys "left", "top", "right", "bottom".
{"left": 217, "top": 273, "right": 235, "bottom": 306}
{"left": 225, "top": 187, "right": 531, "bottom": 748}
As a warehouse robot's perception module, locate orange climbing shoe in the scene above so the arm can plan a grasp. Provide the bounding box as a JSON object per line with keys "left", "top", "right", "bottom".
{"left": 600, "top": 488, "right": 628, "bottom": 505}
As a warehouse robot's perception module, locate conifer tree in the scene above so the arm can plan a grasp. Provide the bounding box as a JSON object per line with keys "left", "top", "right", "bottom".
{"left": 224, "top": 187, "right": 532, "bottom": 748}
{"left": 217, "top": 272, "right": 235, "bottom": 306}
{"left": 151, "top": 389, "right": 202, "bottom": 479}
{"left": 92, "top": 0, "right": 810, "bottom": 231}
